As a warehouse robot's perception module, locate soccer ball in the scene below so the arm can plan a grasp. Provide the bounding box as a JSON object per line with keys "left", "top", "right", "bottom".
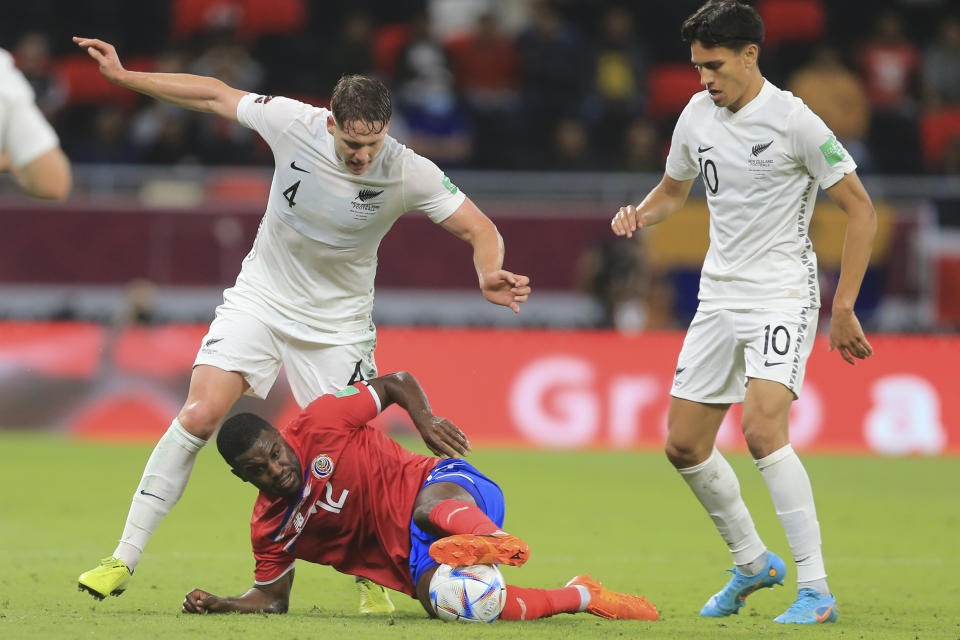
{"left": 429, "top": 563, "right": 507, "bottom": 623}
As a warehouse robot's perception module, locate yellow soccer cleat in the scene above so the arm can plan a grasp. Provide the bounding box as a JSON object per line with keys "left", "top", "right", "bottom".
{"left": 356, "top": 576, "right": 395, "bottom": 615}
{"left": 78, "top": 556, "right": 132, "bottom": 600}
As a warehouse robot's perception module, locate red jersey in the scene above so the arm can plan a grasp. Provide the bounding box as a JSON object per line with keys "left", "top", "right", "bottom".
{"left": 250, "top": 382, "right": 439, "bottom": 596}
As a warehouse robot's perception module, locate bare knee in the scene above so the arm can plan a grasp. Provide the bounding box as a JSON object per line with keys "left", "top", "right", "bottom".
{"left": 665, "top": 397, "right": 728, "bottom": 469}
{"left": 411, "top": 502, "right": 436, "bottom": 532}
{"left": 664, "top": 438, "right": 711, "bottom": 469}
{"left": 177, "top": 401, "right": 229, "bottom": 440}
{"left": 411, "top": 482, "right": 476, "bottom": 533}
{"left": 741, "top": 419, "right": 787, "bottom": 459}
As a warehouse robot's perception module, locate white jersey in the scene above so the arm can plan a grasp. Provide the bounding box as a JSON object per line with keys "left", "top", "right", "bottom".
{"left": 0, "top": 49, "right": 60, "bottom": 167}
{"left": 665, "top": 79, "right": 857, "bottom": 311}
{"left": 228, "top": 93, "right": 466, "bottom": 344}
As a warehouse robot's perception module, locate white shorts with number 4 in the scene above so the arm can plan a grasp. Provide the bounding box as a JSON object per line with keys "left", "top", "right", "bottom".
{"left": 670, "top": 307, "right": 818, "bottom": 404}
{"left": 193, "top": 303, "right": 377, "bottom": 409}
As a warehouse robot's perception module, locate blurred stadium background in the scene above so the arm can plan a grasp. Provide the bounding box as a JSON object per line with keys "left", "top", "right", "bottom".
{"left": 1, "top": 0, "right": 958, "bottom": 455}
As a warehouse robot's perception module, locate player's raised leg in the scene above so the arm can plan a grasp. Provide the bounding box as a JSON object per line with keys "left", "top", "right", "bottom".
{"left": 413, "top": 471, "right": 529, "bottom": 568}
{"left": 665, "top": 396, "right": 784, "bottom": 616}
{"left": 78, "top": 365, "right": 246, "bottom": 599}
{"left": 742, "top": 379, "right": 837, "bottom": 624}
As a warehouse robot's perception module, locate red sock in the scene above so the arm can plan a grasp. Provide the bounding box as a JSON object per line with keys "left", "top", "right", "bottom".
{"left": 499, "top": 585, "right": 583, "bottom": 620}
{"left": 428, "top": 499, "right": 499, "bottom": 535}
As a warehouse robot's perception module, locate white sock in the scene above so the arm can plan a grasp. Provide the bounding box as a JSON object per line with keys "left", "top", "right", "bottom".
{"left": 113, "top": 419, "right": 206, "bottom": 570}
{"left": 678, "top": 448, "right": 767, "bottom": 568}
{"left": 573, "top": 585, "right": 590, "bottom": 612}
{"left": 755, "top": 444, "right": 829, "bottom": 592}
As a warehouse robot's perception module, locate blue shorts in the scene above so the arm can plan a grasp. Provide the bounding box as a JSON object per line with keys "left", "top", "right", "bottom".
{"left": 408, "top": 458, "right": 506, "bottom": 586}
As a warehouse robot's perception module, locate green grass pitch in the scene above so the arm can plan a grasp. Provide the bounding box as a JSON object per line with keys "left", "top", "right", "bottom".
{"left": 0, "top": 432, "right": 957, "bottom": 639}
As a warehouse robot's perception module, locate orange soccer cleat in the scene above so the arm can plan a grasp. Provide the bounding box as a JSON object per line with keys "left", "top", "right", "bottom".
{"left": 429, "top": 532, "right": 530, "bottom": 567}
{"left": 566, "top": 574, "right": 659, "bottom": 621}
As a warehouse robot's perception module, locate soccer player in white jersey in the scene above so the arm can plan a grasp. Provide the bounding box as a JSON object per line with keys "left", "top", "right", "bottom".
{"left": 71, "top": 37, "right": 531, "bottom": 611}
{"left": 0, "top": 48, "right": 71, "bottom": 199}
{"left": 611, "top": 0, "right": 876, "bottom": 625}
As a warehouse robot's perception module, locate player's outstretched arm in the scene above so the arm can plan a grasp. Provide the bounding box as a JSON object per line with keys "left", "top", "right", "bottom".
{"left": 72, "top": 37, "right": 246, "bottom": 122}
{"left": 367, "top": 372, "right": 471, "bottom": 459}
{"left": 611, "top": 173, "right": 694, "bottom": 238}
{"left": 825, "top": 171, "right": 877, "bottom": 365}
{"left": 182, "top": 571, "right": 293, "bottom": 614}
{"left": 1, "top": 147, "right": 71, "bottom": 200}
{"left": 440, "top": 198, "right": 531, "bottom": 313}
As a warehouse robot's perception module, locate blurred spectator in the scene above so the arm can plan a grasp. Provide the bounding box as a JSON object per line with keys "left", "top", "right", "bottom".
{"left": 138, "top": 110, "right": 198, "bottom": 165}
{"left": 922, "top": 15, "right": 960, "bottom": 109}
{"left": 447, "top": 12, "right": 520, "bottom": 168}
{"left": 859, "top": 10, "right": 922, "bottom": 173}
{"left": 66, "top": 106, "right": 136, "bottom": 164}
{"left": 319, "top": 11, "right": 376, "bottom": 92}
{"left": 393, "top": 12, "right": 472, "bottom": 166}
{"left": 859, "top": 10, "right": 920, "bottom": 111}
{"left": 114, "top": 279, "right": 158, "bottom": 326}
{"left": 935, "top": 138, "right": 960, "bottom": 227}
{"left": 789, "top": 45, "right": 872, "bottom": 171}
{"left": 130, "top": 50, "right": 194, "bottom": 163}
{"left": 187, "top": 29, "right": 262, "bottom": 163}
{"left": 617, "top": 118, "right": 662, "bottom": 172}
{"left": 585, "top": 5, "right": 647, "bottom": 150}
{"left": 576, "top": 236, "right": 676, "bottom": 332}
{"left": 12, "top": 32, "right": 66, "bottom": 121}
{"left": 546, "top": 118, "right": 596, "bottom": 171}
{"left": 516, "top": 0, "right": 590, "bottom": 154}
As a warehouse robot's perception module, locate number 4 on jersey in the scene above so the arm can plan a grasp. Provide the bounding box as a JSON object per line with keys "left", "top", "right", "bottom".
{"left": 283, "top": 180, "right": 301, "bottom": 207}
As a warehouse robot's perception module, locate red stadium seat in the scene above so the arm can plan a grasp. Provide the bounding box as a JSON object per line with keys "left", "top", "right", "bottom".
{"left": 372, "top": 23, "right": 412, "bottom": 77}
{"left": 757, "top": 0, "right": 825, "bottom": 48}
{"left": 55, "top": 54, "right": 154, "bottom": 110}
{"left": 171, "top": 0, "right": 236, "bottom": 40}
{"left": 646, "top": 63, "right": 703, "bottom": 120}
{"left": 238, "top": 0, "right": 305, "bottom": 40}
{"left": 920, "top": 108, "right": 960, "bottom": 169}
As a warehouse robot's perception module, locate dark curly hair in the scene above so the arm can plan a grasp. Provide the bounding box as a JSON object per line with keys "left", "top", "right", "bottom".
{"left": 217, "top": 413, "right": 274, "bottom": 468}
{"left": 681, "top": 0, "right": 764, "bottom": 51}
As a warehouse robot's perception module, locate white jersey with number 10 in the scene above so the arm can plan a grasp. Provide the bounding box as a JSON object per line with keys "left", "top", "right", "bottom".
{"left": 665, "top": 80, "right": 857, "bottom": 312}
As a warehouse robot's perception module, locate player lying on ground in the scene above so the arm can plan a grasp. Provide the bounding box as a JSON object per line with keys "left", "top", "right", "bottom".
{"left": 180, "top": 371, "right": 658, "bottom": 621}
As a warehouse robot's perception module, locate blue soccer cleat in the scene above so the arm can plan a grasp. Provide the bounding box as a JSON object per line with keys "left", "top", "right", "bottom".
{"left": 774, "top": 588, "right": 838, "bottom": 624}
{"left": 700, "top": 551, "right": 786, "bottom": 617}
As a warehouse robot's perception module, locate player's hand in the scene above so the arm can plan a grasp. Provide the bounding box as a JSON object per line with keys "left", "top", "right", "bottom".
{"left": 828, "top": 308, "right": 873, "bottom": 365}
{"left": 481, "top": 270, "right": 531, "bottom": 313}
{"left": 0, "top": 151, "right": 11, "bottom": 173}
{"left": 414, "top": 415, "right": 471, "bottom": 459}
{"left": 182, "top": 589, "right": 221, "bottom": 614}
{"left": 72, "top": 37, "right": 127, "bottom": 84}
{"left": 611, "top": 204, "right": 644, "bottom": 238}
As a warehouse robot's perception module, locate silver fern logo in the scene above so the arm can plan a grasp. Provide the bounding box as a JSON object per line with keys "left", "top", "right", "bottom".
{"left": 751, "top": 140, "right": 774, "bottom": 156}
{"left": 356, "top": 188, "right": 384, "bottom": 202}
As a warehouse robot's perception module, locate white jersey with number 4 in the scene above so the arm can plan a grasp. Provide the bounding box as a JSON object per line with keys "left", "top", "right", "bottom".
{"left": 665, "top": 79, "right": 857, "bottom": 311}
{"left": 228, "top": 94, "right": 466, "bottom": 344}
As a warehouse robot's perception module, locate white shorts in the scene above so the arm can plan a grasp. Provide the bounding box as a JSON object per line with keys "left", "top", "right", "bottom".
{"left": 194, "top": 304, "right": 377, "bottom": 408}
{"left": 670, "top": 307, "right": 818, "bottom": 404}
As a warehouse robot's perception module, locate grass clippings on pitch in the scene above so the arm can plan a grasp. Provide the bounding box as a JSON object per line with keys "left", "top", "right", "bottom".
{"left": 0, "top": 433, "right": 957, "bottom": 640}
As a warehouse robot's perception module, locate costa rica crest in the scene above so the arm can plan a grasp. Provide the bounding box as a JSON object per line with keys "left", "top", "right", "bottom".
{"left": 311, "top": 454, "right": 334, "bottom": 479}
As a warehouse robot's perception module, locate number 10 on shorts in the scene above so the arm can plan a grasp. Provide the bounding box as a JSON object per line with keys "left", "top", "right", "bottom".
{"left": 763, "top": 324, "right": 791, "bottom": 356}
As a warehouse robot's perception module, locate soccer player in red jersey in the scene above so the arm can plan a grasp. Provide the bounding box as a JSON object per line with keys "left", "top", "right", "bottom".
{"left": 179, "top": 371, "right": 658, "bottom": 622}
